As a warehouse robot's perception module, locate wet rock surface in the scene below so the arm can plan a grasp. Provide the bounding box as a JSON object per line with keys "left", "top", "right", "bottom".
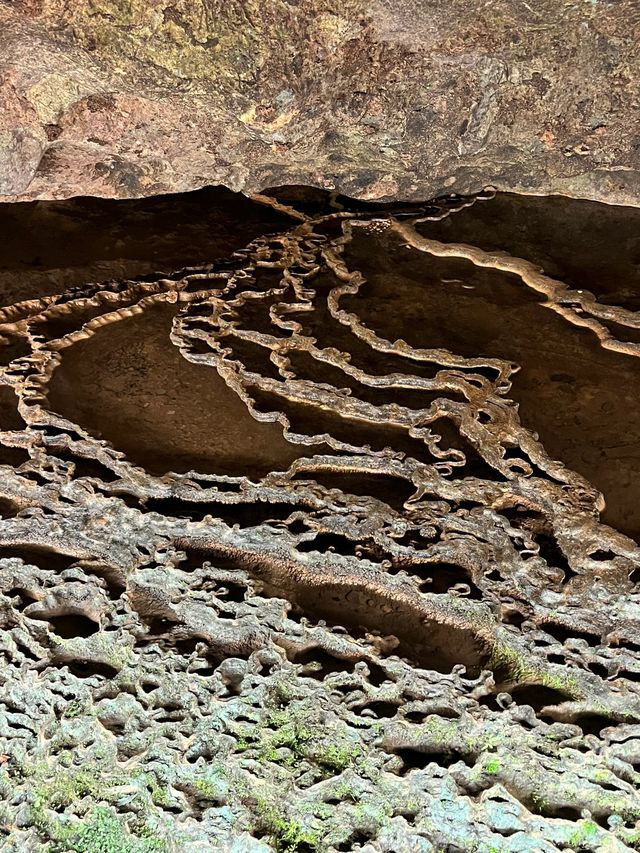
{"left": 1, "top": 0, "right": 640, "bottom": 206}
{"left": 0, "top": 187, "right": 640, "bottom": 851}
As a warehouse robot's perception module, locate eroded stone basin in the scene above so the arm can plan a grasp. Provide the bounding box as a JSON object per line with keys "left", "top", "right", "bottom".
{"left": 47, "top": 302, "right": 317, "bottom": 477}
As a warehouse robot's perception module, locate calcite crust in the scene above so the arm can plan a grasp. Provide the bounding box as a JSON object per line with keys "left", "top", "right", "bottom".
{"left": 0, "top": 190, "right": 639, "bottom": 850}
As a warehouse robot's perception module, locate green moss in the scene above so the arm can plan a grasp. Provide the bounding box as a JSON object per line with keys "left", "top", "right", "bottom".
{"left": 192, "top": 779, "right": 218, "bottom": 799}
{"left": 489, "top": 641, "right": 584, "bottom": 701}
{"left": 423, "top": 716, "right": 460, "bottom": 744}
{"left": 62, "top": 699, "right": 86, "bottom": 719}
{"left": 622, "top": 829, "right": 640, "bottom": 851}
{"left": 316, "top": 742, "right": 362, "bottom": 772}
{"left": 26, "top": 763, "right": 167, "bottom": 850}
{"left": 33, "top": 768, "right": 102, "bottom": 810}
{"left": 592, "top": 768, "right": 613, "bottom": 784}
{"left": 333, "top": 781, "right": 360, "bottom": 802}
{"left": 489, "top": 642, "right": 528, "bottom": 682}
{"left": 254, "top": 795, "right": 319, "bottom": 852}
{"left": 269, "top": 678, "right": 297, "bottom": 706}
{"left": 567, "top": 819, "right": 599, "bottom": 849}
{"left": 483, "top": 758, "right": 501, "bottom": 775}
{"left": 235, "top": 703, "right": 361, "bottom": 777}
{"left": 49, "top": 633, "right": 133, "bottom": 673}
{"left": 149, "top": 784, "right": 172, "bottom": 809}
{"left": 537, "top": 669, "right": 582, "bottom": 698}
{"left": 274, "top": 818, "right": 319, "bottom": 853}
{"left": 50, "top": 807, "right": 167, "bottom": 853}
{"left": 353, "top": 800, "right": 391, "bottom": 828}
{"left": 530, "top": 790, "right": 551, "bottom": 815}
{"left": 260, "top": 707, "right": 314, "bottom": 764}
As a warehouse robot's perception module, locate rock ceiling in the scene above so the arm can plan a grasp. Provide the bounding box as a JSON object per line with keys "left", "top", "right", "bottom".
{"left": 1, "top": 0, "right": 640, "bottom": 206}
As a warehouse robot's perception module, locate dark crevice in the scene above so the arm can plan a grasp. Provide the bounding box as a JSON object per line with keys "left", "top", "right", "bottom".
{"left": 412, "top": 562, "right": 482, "bottom": 599}
{"left": 63, "top": 660, "right": 119, "bottom": 679}
{"left": 287, "top": 647, "right": 355, "bottom": 678}
{"left": 0, "top": 497, "right": 21, "bottom": 518}
{"left": 575, "top": 714, "right": 614, "bottom": 737}
{"left": 0, "top": 545, "right": 79, "bottom": 573}
{"left": 358, "top": 700, "right": 399, "bottom": 718}
{"left": 296, "top": 533, "right": 361, "bottom": 557}
{"left": 144, "top": 496, "right": 309, "bottom": 527}
{"left": 508, "top": 684, "right": 570, "bottom": 711}
{"left": 0, "top": 386, "right": 26, "bottom": 432}
{"left": 533, "top": 533, "right": 576, "bottom": 582}
{"left": 51, "top": 448, "right": 120, "bottom": 482}
{"left": 542, "top": 622, "right": 601, "bottom": 646}
{"left": 0, "top": 446, "right": 31, "bottom": 467}
{"left": 393, "top": 748, "right": 469, "bottom": 774}
{"left": 36, "top": 614, "right": 100, "bottom": 639}
{"left": 293, "top": 469, "right": 415, "bottom": 512}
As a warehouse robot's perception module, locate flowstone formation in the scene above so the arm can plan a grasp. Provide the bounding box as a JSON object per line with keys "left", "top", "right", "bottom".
{"left": 0, "top": 188, "right": 640, "bottom": 851}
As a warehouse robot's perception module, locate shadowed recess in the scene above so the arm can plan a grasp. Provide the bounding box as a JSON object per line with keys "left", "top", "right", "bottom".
{"left": 344, "top": 227, "right": 640, "bottom": 538}
{"left": 0, "top": 186, "right": 292, "bottom": 308}
{"left": 416, "top": 193, "right": 640, "bottom": 307}
{"left": 46, "top": 303, "right": 325, "bottom": 477}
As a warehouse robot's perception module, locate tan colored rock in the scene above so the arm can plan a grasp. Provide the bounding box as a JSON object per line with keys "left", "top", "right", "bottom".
{"left": 1, "top": 0, "right": 639, "bottom": 204}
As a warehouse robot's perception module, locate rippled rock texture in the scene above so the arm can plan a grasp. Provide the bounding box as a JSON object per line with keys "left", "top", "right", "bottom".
{"left": 2, "top": 0, "right": 640, "bottom": 205}
{"left": 0, "top": 187, "right": 640, "bottom": 851}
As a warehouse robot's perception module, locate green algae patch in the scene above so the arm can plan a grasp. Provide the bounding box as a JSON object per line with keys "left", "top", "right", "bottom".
{"left": 32, "top": 768, "right": 103, "bottom": 811}
{"left": 13, "top": 763, "right": 172, "bottom": 853}
{"left": 49, "top": 807, "right": 167, "bottom": 853}
{"left": 233, "top": 699, "right": 363, "bottom": 779}
{"left": 253, "top": 797, "right": 321, "bottom": 853}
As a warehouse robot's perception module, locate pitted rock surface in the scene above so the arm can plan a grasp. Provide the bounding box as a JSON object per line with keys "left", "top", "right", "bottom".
{"left": 0, "top": 188, "right": 639, "bottom": 851}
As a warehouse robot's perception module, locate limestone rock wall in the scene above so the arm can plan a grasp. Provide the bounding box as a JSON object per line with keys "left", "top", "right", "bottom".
{"left": 1, "top": 0, "right": 640, "bottom": 205}
{"left": 0, "top": 188, "right": 640, "bottom": 851}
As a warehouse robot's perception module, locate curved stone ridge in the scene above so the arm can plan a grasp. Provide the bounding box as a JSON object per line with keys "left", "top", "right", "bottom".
{"left": 0, "top": 190, "right": 639, "bottom": 851}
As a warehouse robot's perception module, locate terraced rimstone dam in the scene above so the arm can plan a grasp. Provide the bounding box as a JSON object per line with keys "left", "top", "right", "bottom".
{"left": 1, "top": 185, "right": 640, "bottom": 852}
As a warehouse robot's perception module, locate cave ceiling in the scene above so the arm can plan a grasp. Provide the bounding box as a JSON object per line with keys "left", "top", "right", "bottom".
{"left": 1, "top": 0, "right": 640, "bottom": 205}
